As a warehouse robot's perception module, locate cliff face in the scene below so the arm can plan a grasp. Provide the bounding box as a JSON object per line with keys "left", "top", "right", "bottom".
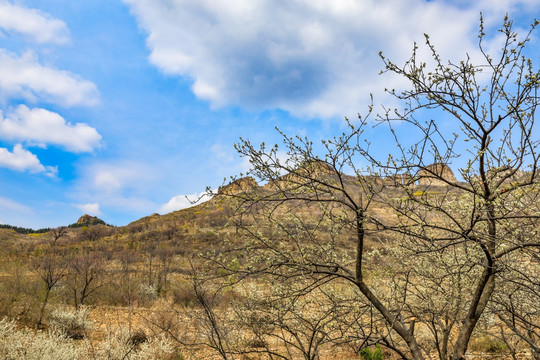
{"left": 417, "top": 163, "right": 457, "bottom": 186}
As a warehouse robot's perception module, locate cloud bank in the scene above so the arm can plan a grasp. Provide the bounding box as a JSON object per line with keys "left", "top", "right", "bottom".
{"left": 123, "top": 0, "right": 540, "bottom": 119}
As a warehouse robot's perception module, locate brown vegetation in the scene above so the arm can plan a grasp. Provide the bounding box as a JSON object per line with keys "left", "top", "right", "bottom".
{"left": 0, "top": 16, "right": 538, "bottom": 360}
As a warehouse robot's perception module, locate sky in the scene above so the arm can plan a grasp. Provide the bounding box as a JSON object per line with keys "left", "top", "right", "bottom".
{"left": 0, "top": 0, "right": 538, "bottom": 228}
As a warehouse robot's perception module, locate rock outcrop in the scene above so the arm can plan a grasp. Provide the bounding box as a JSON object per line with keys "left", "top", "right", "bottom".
{"left": 218, "top": 176, "right": 259, "bottom": 195}
{"left": 76, "top": 214, "right": 105, "bottom": 226}
{"left": 417, "top": 163, "right": 456, "bottom": 186}
{"left": 263, "top": 160, "right": 336, "bottom": 191}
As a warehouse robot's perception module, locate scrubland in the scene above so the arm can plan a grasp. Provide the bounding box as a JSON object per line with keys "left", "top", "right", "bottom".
{"left": 0, "top": 183, "right": 537, "bottom": 360}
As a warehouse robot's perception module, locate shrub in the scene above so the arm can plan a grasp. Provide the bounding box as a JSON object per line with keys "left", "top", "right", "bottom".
{"left": 137, "top": 284, "right": 158, "bottom": 307}
{"left": 145, "top": 300, "right": 182, "bottom": 339}
{"left": 359, "top": 344, "right": 384, "bottom": 360}
{"left": 129, "top": 329, "right": 148, "bottom": 346}
{"left": 0, "top": 317, "right": 175, "bottom": 360}
{"left": 0, "top": 317, "right": 84, "bottom": 360}
{"left": 469, "top": 335, "right": 508, "bottom": 354}
{"left": 95, "top": 327, "right": 174, "bottom": 360}
{"left": 48, "top": 306, "right": 93, "bottom": 339}
{"left": 171, "top": 286, "right": 198, "bottom": 307}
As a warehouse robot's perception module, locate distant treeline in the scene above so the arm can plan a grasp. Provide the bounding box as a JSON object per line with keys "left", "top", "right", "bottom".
{"left": 0, "top": 218, "right": 113, "bottom": 235}
{"left": 0, "top": 224, "right": 51, "bottom": 234}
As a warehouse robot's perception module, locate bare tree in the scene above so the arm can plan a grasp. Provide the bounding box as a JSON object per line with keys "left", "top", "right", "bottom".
{"left": 143, "top": 272, "right": 241, "bottom": 360}
{"left": 49, "top": 226, "right": 69, "bottom": 246}
{"left": 489, "top": 254, "right": 540, "bottom": 359}
{"left": 77, "top": 225, "right": 106, "bottom": 242}
{"left": 213, "top": 16, "right": 540, "bottom": 360}
{"left": 375, "top": 15, "right": 540, "bottom": 359}
{"left": 156, "top": 247, "right": 174, "bottom": 294}
{"left": 30, "top": 227, "right": 72, "bottom": 326}
{"left": 66, "top": 252, "right": 105, "bottom": 309}
{"left": 33, "top": 251, "right": 68, "bottom": 326}
{"left": 233, "top": 278, "right": 373, "bottom": 360}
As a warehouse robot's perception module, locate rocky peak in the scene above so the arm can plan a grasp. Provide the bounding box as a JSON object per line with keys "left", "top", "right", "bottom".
{"left": 76, "top": 214, "right": 104, "bottom": 226}
{"left": 417, "top": 163, "right": 456, "bottom": 186}
{"left": 218, "top": 176, "right": 259, "bottom": 195}
{"left": 263, "top": 160, "right": 336, "bottom": 191}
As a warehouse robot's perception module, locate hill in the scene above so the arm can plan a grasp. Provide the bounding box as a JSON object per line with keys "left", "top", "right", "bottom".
{"left": 0, "top": 163, "right": 537, "bottom": 360}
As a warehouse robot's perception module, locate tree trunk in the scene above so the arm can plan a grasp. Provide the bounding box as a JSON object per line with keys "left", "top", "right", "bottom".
{"left": 38, "top": 288, "right": 51, "bottom": 326}
{"left": 451, "top": 266, "right": 495, "bottom": 359}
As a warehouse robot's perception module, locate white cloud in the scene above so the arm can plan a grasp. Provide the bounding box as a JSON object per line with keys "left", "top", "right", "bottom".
{"left": 0, "top": 105, "right": 101, "bottom": 152}
{"left": 94, "top": 170, "right": 123, "bottom": 191}
{"left": 0, "top": 195, "right": 31, "bottom": 213}
{"left": 89, "top": 162, "right": 154, "bottom": 193}
{"left": 76, "top": 202, "right": 102, "bottom": 216}
{"left": 70, "top": 160, "right": 160, "bottom": 215}
{"left": 124, "top": 0, "right": 539, "bottom": 119}
{"left": 0, "top": 2, "right": 69, "bottom": 44}
{"left": 0, "top": 50, "right": 99, "bottom": 107}
{"left": 0, "top": 195, "right": 34, "bottom": 227}
{"left": 0, "top": 143, "right": 56, "bottom": 175}
{"left": 158, "top": 191, "right": 212, "bottom": 214}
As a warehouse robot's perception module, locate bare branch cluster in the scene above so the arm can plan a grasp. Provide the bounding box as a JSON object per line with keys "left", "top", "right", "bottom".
{"left": 206, "top": 15, "right": 540, "bottom": 360}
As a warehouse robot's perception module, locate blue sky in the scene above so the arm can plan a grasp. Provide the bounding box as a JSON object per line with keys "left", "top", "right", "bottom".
{"left": 0, "top": 0, "right": 538, "bottom": 228}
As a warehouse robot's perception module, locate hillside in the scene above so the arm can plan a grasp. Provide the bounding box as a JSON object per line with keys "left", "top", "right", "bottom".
{"left": 0, "top": 163, "right": 538, "bottom": 360}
